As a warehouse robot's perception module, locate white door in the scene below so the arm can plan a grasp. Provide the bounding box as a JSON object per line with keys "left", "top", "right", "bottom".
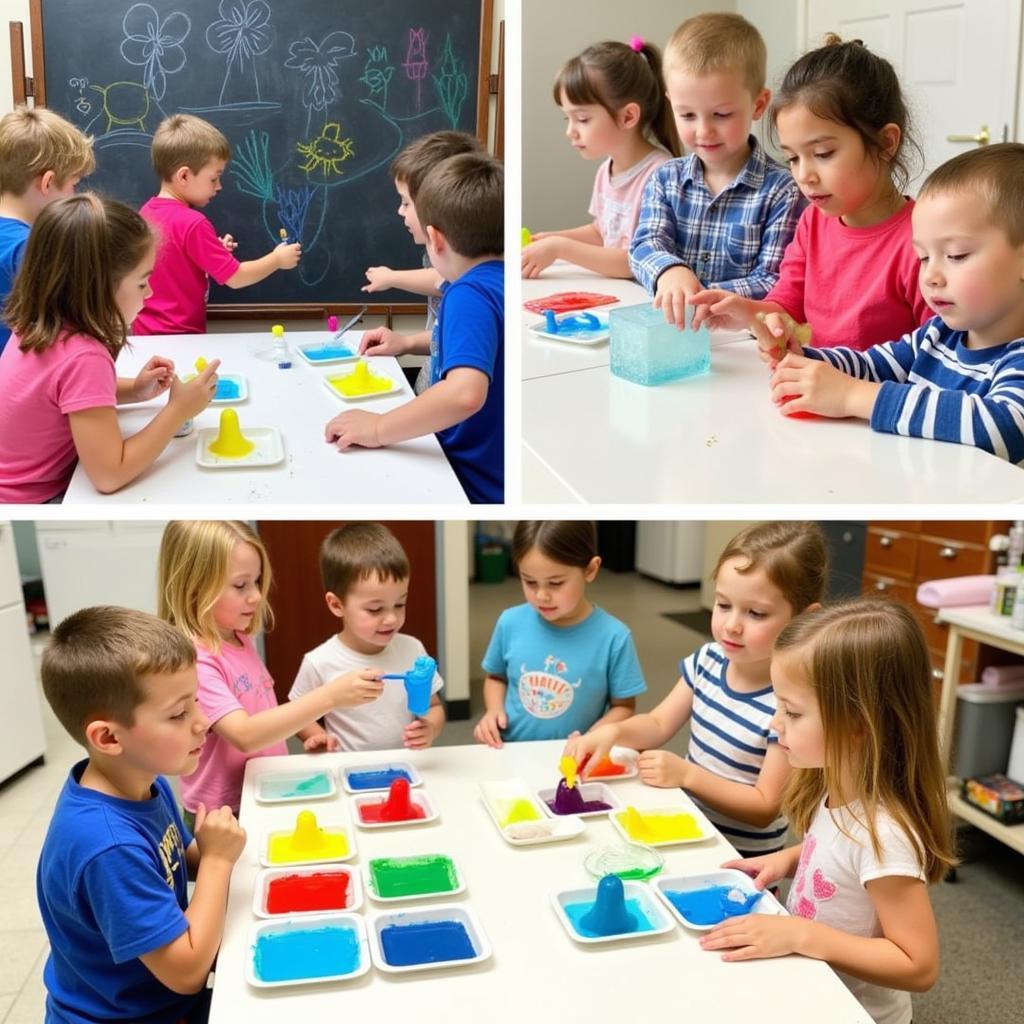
{"left": 806, "top": 1, "right": 1022, "bottom": 185}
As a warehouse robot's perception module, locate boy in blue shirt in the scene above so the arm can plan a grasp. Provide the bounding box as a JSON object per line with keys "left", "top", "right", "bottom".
{"left": 325, "top": 151, "right": 504, "bottom": 503}
{"left": 37, "top": 606, "right": 245, "bottom": 1024}
{"left": 0, "top": 106, "right": 94, "bottom": 353}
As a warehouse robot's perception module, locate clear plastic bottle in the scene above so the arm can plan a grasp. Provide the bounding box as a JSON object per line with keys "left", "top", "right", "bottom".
{"left": 1011, "top": 566, "right": 1024, "bottom": 630}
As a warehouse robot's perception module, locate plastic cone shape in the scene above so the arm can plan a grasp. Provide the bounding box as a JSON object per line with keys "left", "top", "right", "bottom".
{"left": 380, "top": 778, "right": 414, "bottom": 821}
{"left": 580, "top": 874, "right": 637, "bottom": 935}
{"left": 291, "top": 810, "right": 325, "bottom": 851}
{"left": 553, "top": 777, "right": 586, "bottom": 814}
{"left": 208, "top": 409, "right": 254, "bottom": 458}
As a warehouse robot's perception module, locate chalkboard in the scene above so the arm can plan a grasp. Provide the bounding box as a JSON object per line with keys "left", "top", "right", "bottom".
{"left": 36, "top": 0, "right": 489, "bottom": 313}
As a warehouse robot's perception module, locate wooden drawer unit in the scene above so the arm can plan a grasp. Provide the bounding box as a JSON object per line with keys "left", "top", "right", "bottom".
{"left": 917, "top": 537, "right": 990, "bottom": 580}
{"left": 865, "top": 528, "right": 917, "bottom": 578}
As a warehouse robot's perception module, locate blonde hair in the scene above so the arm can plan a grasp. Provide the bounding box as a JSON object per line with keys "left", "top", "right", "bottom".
{"left": 151, "top": 114, "right": 231, "bottom": 181}
{"left": 774, "top": 599, "right": 956, "bottom": 884}
{"left": 320, "top": 523, "right": 410, "bottom": 598}
{"left": 664, "top": 13, "right": 767, "bottom": 95}
{"left": 5, "top": 193, "right": 152, "bottom": 356}
{"left": 713, "top": 521, "right": 828, "bottom": 614}
{"left": 42, "top": 606, "right": 195, "bottom": 746}
{"left": 0, "top": 106, "right": 95, "bottom": 196}
{"left": 158, "top": 521, "right": 274, "bottom": 652}
{"left": 919, "top": 143, "right": 1024, "bottom": 246}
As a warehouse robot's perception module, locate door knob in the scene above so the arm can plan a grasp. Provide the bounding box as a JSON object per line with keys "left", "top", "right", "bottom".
{"left": 946, "top": 124, "right": 989, "bottom": 145}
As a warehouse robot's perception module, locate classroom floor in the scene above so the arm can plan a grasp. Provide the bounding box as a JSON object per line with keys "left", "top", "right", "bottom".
{"left": 1, "top": 573, "right": 1020, "bottom": 1022}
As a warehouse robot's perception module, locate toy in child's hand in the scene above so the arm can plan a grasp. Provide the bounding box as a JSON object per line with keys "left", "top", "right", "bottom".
{"left": 381, "top": 655, "right": 436, "bottom": 716}
{"left": 559, "top": 755, "right": 579, "bottom": 789}
{"left": 195, "top": 356, "right": 208, "bottom": 372}
{"left": 521, "top": 227, "right": 532, "bottom": 247}
{"left": 279, "top": 227, "right": 290, "bottom": 244}
{"left": 755, "top": 311, "right": 812, "bottom": 356}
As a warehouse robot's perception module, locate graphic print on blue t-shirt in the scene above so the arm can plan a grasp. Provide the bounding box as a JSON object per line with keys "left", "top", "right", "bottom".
{"left": 516, "top": 652, "right": 581, "bottom": 720}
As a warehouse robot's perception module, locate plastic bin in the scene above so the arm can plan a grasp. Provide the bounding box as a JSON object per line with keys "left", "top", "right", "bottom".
{"left": 1007, "top": 706, "right": 1024, "bottom": 784}
{"left": 952, "top": 681, "right": 1024, "bottom": 779}
{"left": 475, "top": 542, "right": 509, "bottom": 583}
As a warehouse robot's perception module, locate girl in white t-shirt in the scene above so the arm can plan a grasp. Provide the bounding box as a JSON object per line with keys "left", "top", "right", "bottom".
{"left": 702, "top": 598, "right": 955, "bottom": 1024}
{"left": 522, "top": 38, "right": 679, "bottom": 280}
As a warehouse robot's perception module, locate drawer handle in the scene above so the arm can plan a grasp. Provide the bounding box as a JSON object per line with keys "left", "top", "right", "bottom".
{"left": 939, "top": 546, "right": 957, "bottom": 559}
{"left": 875, "top": 580, "right": 889, "bottom": 592}
{"left": 932, "top": 668, "right": 944, "bottom": 680}
{"left": 880, "top": 536, "right": 893, "bottom": 548}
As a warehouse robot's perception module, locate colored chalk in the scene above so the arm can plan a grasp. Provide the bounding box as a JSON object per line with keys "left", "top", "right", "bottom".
{"left": 279, "top": 227, "right": 289, "bottom": 243}
{"left": 662, "top": 885, "right": 764, "bottom": 926}
{"left": 368, "top": 855, "right": 459, "bottom": 899}
{"left": 266, "top": 871, "right": 351, "bottom": 914}
{"left": 346, "top": 768, "right": 413, "bottom": 791}
{"left": 267, "top": 810, "right": 350, "bottom": 864}
{"left": 253, "top": 924, "right": 361, "bottom": 982}
{"left": 358, "top": 778, "right": 426, "bottom": 823}
{"left": 548, "top": 778, "right": 611, "bottom": 815}
{"left": 259, "top": 772, "right": 331, "bottom": 801}
{"left": 194, "top": 356, "right": 208, "bottom": 372}
{"left": 379, "top": 919, "right": 476, "bottom": 966}
{"left": 618, "top": 806, "right": 703, "bottom": 843}
{"left": 327, "top": 315, "right": 338, "bottom": 333}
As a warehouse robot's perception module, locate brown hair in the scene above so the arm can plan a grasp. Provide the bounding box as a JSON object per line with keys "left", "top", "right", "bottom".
{"left": 771, "top": 35, "right": 920, "bottom": 193}
{"left": 390, "top": 130, "right": 485, "bottom": 200}
{"left": 775, "top": 599, "right": 956, "bottom": 884}
{"left": 159, "top": 521, "right": 274, "bottom": 653}
{"left": 5, "top": 193, "right": 153, "bottom": 356}
{"left": 0, "top": 106, "right": 95, "bottom": 196}
{"left": 151, "top": 113, "right": 231, "bottom": 180}
{"left": 320, "top": 523, "right": 411, "bottom": 598}
{"left": 512, "top": 521, "right": 598, "bottom": 570}
{"left": 42, "top": 606, "right": 196, "bottom": 747}
{"left": 919, "top": 142, "right": 1024, "bottom": 246}
{"left": 415, "top": 152, "right": 503, "bottom": 258}
{"left": 713, "top": 521, "right": 828, "bottom": 614}
{"left": 553, "top": 41, "right": 680, "bottom": 158}
{"left": 665, "top": 13, "right": 767, "bottom": 96}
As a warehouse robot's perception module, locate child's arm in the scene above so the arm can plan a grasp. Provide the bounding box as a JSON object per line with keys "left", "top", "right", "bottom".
{"left": 628, "top": 173, "right": 688, "bottom": 295}
{"left": 701, "top": 874, "right": 940, "bottom": 991}
{"left": 473, "top": 674, "right": 509, "bottom": 748}
{"left": 522, "top": 225, "right": 633, "bottom": 280}
{"left": 224, "top": 242, "right": 301, "bottom": 288}
{"left": 640, "top": 740, "right": 791, "bottom": 828}
{"left": 363, "top": 266, "right": 443, "bottom": 296}
{"left": 213, "top": 669, "right": 383, "bottom": 753}
{"left": 721, "top": 843, "right": 803, "bottom": 888}
{"left": 69, "top": 363, "right": 220, "bottom": 494}
{"left": 358, "top": 327, "right": 432, "bottom": 358}
{"left": 325, "top": 366, "right": 488, "bottom": 451}
{"left": 585, "top": 696, "right": 637, "bottom": 731}
{"left": 532, "top": 225, "right": 604, "bottom": 244}
{"left": 402, "top": 693, "right": 446, "bottom": 750}
{"left": 139, "top": 804, "right": 245, "bottom": 994}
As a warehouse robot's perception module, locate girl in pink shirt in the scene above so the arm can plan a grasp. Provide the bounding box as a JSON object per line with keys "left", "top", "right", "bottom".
{"left": 158, "top": 520, "right": 382, "bottom": 822}
{"left": 691, "top": 37, "right": 931, "bottom": 356}
{"left": 0, "top": 193, "right": 220, "bottom": 502}
{"left": 522, "top": 38, "right": 680, "bottom": 280}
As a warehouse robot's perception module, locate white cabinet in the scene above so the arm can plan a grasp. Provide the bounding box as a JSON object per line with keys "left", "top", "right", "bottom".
{"left": 36, "top": 521, "right": 166, "bottom": 627}
{"left": 635, "top": 522, "right": 704, "bottom": 585}
{"left": 0, "top": 522, "right": 46, "bottom": 784}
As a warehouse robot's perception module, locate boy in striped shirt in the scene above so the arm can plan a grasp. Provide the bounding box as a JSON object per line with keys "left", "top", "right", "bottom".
{"left": 765, "top": 143, "right": 1024, "bottom": 464}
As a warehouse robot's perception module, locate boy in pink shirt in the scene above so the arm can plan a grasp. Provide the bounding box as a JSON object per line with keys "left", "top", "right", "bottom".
{"left": 134, "top": 114, "right": 301, "bottom": 335}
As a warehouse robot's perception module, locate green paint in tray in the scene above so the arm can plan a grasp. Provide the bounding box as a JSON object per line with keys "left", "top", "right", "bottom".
{"left": 369, "top": 855, "right": 459, "bottom": 898}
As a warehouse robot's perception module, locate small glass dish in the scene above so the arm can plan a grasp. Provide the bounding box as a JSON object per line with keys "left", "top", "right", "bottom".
{"left": 583, "top": 841, "right": 664, "bottom": 881}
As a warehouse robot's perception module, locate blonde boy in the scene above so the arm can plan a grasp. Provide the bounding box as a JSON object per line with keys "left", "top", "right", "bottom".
{"left": 291, "top": 523, "right": 446, "bottom": 752}
{"left": 134, "top": 114, "right": 301, "bottom": 335}
{"left": 325, "top": 152, "right": 504, "bottom": 504}
{"left": 0, "top": 106, "right": 94, "bottom": 352}
{"left": 629, "top": 13, "right": 803, "bottom": 327}
{"left": 361, "top": 130, "right": 484, "bottom": 393}
{"left": 37, "top": 607, "right": 244, "bottom": 1022}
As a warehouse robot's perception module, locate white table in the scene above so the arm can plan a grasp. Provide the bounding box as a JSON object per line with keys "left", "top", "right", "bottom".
{"left": 210, "top": 741, "right": 870, "bottom": 1023}
{"left": 519, "top": 267, "right": 1024, "bottom": 502}
{"left": 936, "top": 605, "right": 1024, "bottom": 855}
{"left": 63, "top": 331, "right": 467, "bottom": 504}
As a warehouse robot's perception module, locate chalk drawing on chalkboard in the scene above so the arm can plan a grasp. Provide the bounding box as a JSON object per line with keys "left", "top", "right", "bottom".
{"left": 433, "top": 34, "right": 468, "bottom": 129}
{"left": 297, "top": 123, "right": 354, "bottom": 179}
{"left": 205, "top": 0, "right": 275, "bottom": 108}
{"left": 403, "top": 28, "right": 429, "bottom": 110}
{"left": 89, "top": 82, "right": 151, "bottom": 133}
{"left": 360, "top": 47, "right": 395, "bottom": 112}
{"left": 284, "top": 31, "right": 359, "bottom": 137}
{"left": 120, "top": 3, "right": 191, "bottom": 104}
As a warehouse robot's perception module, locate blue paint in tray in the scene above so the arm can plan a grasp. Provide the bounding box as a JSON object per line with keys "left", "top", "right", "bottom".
{"left": 253, "top": 924, "right": 361, "bottom": 982}
{"left": 346, "top": 768, "right": 412, "bottom": 790}
{"left": 563, "top": 898, "right": 657, "bottom": 938}
{"left": 380, "top": 919, "right": 476, "bottom": 966}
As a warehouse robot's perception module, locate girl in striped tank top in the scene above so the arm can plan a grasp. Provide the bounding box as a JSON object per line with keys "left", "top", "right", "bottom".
{"left": 565, "top": 521, "right": 826, "bottom": 856}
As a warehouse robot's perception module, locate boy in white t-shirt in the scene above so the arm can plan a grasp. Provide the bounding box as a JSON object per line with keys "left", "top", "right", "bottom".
{"left": 290, "top": 523, "right": 446, "bottom": 751}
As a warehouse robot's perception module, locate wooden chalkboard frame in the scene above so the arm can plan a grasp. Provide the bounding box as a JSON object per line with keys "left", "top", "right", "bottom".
{"left": 12, "top": 0, "right": 496, "bottom": 322}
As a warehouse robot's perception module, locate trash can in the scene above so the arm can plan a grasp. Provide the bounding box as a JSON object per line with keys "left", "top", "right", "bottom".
{"left": 953, "top": 681, "right": 1024, "bottom": 779}
{"left": 475, "top": 540, "right": 509, "bottom": 583}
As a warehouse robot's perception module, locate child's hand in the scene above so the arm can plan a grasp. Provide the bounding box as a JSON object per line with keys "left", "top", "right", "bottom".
{"left": 653, "top": 265, "right": 702, "bottom": 329}
{"left": 303, "top": 731, "right": 340, "bottom": 753}
{"left": 751, "top": 311, "right": 807, "bottom": 368}
{"left": 324, "top": 668, "right": 384, "bottom": 708}
{"left": 361, "top": 266, "right": 394, "bottom": 292}
{"left": 325, "top": 409, "right": 383, "bottom": 450}
{"left": 219, "top": 233, "right": 238, "bottom": 252}
{"left": 720, "top": 849, "right": 792, "bottom": 890}
{"left": 403, "top": 717, "right": 437, "bottom": 750}
{"left": 473, "top": 709, "right": 507, "bottom": 748}
{"left": 563, "top": 724, "right": 618, "bottom": 776}
{"left": 358, "top": 327, "right": 408, "bottom": 357}
{"left": 521, "top": 238, "right": 561, "bottom": 279}
{"left": 168, "top": 359, "right": 221, "bottom": 419}
{"left": 688, "top": 289, "right": 759, "bottom": 332}
{"left": 699, "top": 913, "right": 808, "bottom": 961}
{"left": 273, "top": 241, "right": 302, "bottom": 269}
{"left": 130, "top": 356, "right": 176, "bottom": 402}
{"left": 770, "top": 354, "right": 880, "bottom": 420}
{"left": 193, "top": 802, "right": 246, "bottom": 864}
{"left": 637, "top": 748, "right": 690, "bottom": 788}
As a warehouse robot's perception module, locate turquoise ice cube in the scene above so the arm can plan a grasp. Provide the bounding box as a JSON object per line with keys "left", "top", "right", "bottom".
{"left": 609, "top": 303, "right": 710, "bottom": 386}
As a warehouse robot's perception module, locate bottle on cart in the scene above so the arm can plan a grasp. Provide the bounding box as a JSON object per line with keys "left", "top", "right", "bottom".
{"left": 1011, "top": 566, "right": 1024, "bottom": 630}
